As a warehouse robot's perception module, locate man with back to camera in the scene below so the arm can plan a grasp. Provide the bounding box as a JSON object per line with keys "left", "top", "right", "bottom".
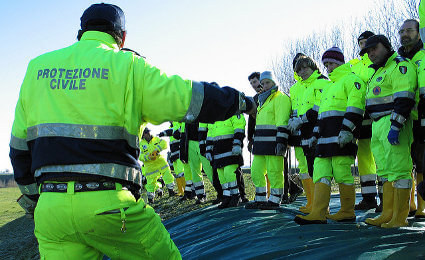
{"left": 9, "top": 3, "right": 255, "bottom": 258}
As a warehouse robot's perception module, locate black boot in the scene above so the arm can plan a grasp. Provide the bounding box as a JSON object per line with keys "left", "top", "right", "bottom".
{"left": 218, "top": 196, "right": 231, "bottom": 209}
{"left": 354, "top": 194, "right": 378, "bottom": 210}
{"left": 196, "top": 194, "right": 206, "bottom": 205}
{"left": 375, "top": 193, "right": 383, "bottom": 213}
{"left": 212, "top": 197, "right": 222, "bottom": 205}
{"left": 228, "top": 194, "right": 241, "bottom": 207}
{"left": 168, "top": 188, "right": 176, "bottom": 197}
{"left": 245, "top": 201, "right": 267, "bottom": 209}
{"left": 180, "top": 191, "right": 194, "bottom": 201}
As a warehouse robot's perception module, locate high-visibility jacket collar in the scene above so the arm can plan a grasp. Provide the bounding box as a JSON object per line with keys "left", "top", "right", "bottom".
{"left": 328, "top": 63, "right": 352, "bottom": 82}
{"left": 258, "top": 86, "right": 278, "bottom": 107}
{"left": 301, "top": 70, "right": 321, "bottom": 85}
{"left": 80, "top": 31, "right": 120, "bottom": 50}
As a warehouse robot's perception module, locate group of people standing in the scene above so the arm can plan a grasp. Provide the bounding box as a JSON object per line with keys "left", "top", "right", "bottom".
{"left": 141, "top": 18, "right": 425, "bottom": 230}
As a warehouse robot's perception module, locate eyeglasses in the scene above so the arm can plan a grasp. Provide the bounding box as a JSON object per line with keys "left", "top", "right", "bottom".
{"left": 398, "top": 28, "right": 417, "bottom": 35}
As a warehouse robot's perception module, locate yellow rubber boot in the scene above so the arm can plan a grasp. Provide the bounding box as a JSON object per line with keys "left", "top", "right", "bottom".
{"left": 176, "top": 177, "right": 186, "bottom": 196}
{"left": 266, "top": 174, "right": 271, "bottom": 199}
{"left": 409, "top": 172, "right": 417, "bottom": 214}
{"left": 299, "top": 178, "right": 314, "bottom": 213}
{"left": 294, "top": 182, "right": 330, "bottom": 225}
{"left": 381, "top": 187, "right": 410, "bottom": 228}
{"left": 365, "top": 181, "right": 394, "bottom": 227}
{"left": 416, "top": 173, "right": 425, "bottom": 218}
{"left": 327, "top": 184, "right": 356, "bottom": 222}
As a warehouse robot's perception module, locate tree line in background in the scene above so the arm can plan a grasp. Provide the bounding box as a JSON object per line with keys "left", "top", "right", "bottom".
{"left": 273, "top": 0, "right": 420, "bottom": 93}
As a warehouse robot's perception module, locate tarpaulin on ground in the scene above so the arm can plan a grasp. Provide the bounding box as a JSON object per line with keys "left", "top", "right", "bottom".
{"left": 164, "top": 194, "right": 425, "bottom": 259}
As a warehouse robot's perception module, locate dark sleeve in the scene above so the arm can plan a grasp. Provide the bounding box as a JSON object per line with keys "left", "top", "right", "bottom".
{"left": 196, "top": 82, "right": 253, "bottom": 123}
{"left": 10, "top": 147, "right": 39, "bottom": 200}
{"left": 247, "top": 115, "right": 256, "bottom": 142}
{"left": 163, "top": 129, "right": 174, "bottom": 137}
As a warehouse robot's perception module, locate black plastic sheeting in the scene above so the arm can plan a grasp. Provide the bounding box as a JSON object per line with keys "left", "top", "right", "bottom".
{"left": 164, "top": 194, "right": 425, "bottom": 260}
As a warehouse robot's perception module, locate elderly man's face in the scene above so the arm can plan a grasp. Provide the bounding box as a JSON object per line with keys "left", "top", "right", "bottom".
{"left": 399, "top": 21, "right": 420, "bottom": 48}
{"left": 368, "top": 43, "right": 389, "bottom": 65}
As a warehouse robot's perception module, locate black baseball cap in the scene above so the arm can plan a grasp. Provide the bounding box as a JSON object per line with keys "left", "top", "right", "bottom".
{"left": 357, "top": 31, "right": 375, "bottom": 42}
{"left": 360, "top": 35, "right": 393, "bottom": 56}
{"left": 80, "top": 3, "right": 125, "bottom": 31}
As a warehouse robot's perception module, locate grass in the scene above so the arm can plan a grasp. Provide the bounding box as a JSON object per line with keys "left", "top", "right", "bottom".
{"left": 0, "top": 187, "right": 25, "bottom": 227}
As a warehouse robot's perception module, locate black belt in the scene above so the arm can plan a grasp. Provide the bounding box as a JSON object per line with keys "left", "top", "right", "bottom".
{"left": 41, "top": 181, "right": 119, "bottom": 193}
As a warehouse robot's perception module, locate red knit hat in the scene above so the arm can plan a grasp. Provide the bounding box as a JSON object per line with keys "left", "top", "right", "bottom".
{"left": 322, "top": 47, "right": 345, "bottom": 65}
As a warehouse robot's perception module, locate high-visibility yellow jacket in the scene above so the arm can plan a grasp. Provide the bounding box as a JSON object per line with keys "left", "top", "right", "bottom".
{"left": 253, "top": 87, "right": 291, "bottom": 155}
{"left": 139, "top": 136, "right": 168, "bottom": 169}
{"left": 9, "top": 31, "right": 249, "bottom": 195}
{"left": 349, "top": 54, "right": 374, "bottom": 83}
{"left": 207, "top": 115, "right": 246, "bottom": 168}
{"left": 350, "top": 54, "right": 375, "bottom": 139}
{"left": 296, "top": 71, "right": 330, "bottom": 144}
{"left": 288, "top": 80, "right": 303, "bottom": 147}
{"left": 365, "top": 52, "right": 417, "bottom": 131}
{"left": 314, "top": 63, "right": 366, "bottom": 157}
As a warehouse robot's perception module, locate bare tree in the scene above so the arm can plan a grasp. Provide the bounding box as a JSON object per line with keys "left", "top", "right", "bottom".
{"left": 272, "top": 0, "right": 420, "bottom": 92}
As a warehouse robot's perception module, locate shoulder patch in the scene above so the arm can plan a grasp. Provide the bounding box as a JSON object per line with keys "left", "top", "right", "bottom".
{"left": 394, "top": 56, "right": 408, "bottom": 64}
{"left": 399, "top": 66, "right": 407, "bottom": 74}
{"left": 354, "top": 82, "right": 361, "bottom": 90}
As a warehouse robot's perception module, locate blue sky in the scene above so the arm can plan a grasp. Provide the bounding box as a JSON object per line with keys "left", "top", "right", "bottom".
{"left": 0, "top": 0, "right": 374, "bottom": 171}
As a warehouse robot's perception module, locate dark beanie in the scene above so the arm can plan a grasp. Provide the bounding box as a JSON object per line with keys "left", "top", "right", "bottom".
{"left": 358, "top": 31, "right": 375, "bottom": 42}
{"left": 322, "top": 47, "right": 345, "bottom": 65}
{"left": 293, "top": 53, "right": 307, "bottom": 69}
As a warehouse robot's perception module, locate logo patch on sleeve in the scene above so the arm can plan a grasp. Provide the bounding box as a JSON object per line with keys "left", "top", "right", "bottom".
{"left": 376, "top": 77, "right": 383, "bottom": 82}
{"left": 373, "top": 86, "right": 381, "bottom": 95}
{"left": 399, "top": 66, "right": 407, "bottom": 74}
{"left": 354, "top": 82, "right": 361, "bottom": 90}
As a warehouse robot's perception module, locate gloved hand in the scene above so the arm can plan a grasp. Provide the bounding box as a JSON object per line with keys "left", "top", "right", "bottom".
{"left": 289, "top": 117, "right": 303, "bottom": 132}
{"left": 337, "top": 130, "right": 353, "bottom": 148}
{"left": 305, "top": 136, "right": 317, "bottom": 148}
{"left": 275, "top": 143, "right": 287, "bottom": 156}
{"left": 232, "top": 145, "right": 242, "bottom": 155}
{"left": 205, "top": 152, "right": 213, "bottom": 161}
{"left": 387, "top": 128, "right": 400, "bottom": 145}
{"left": 17, "top": 195, "right": 37, "bottom": 219}
{"left": 158, "top": 131, "right": 165, "bottom": 137}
